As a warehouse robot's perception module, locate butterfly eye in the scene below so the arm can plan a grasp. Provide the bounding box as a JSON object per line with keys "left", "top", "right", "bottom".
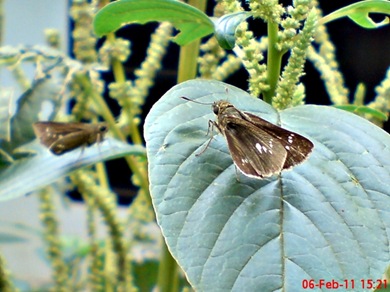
{"left": 99, "top": 125, "right": 108, "bottom": 132}
{"left": 212, "top": 104, "right": 219, "bottom": 115}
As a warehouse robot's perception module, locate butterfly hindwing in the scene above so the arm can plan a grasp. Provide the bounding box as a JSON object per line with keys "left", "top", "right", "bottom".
{"left": 242, "top": 112, "right": 314, "bottom": 169}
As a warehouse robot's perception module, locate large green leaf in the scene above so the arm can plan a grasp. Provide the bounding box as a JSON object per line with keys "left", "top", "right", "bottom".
{"left": 0, "top": 138, "right": 145, "bottom": 202}
{"left": 145, "top": 80, "right": 390, "bottom": 290}
{"left": 93, "top": 0, "right": 214, "bottom": 46}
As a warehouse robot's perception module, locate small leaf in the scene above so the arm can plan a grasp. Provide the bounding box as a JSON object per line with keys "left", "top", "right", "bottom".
{"left": 0, "top": 232, "right": 27, "bottom": 244}
{"left": 93, "top": 0, "right": 214, "bottom": 46}
{"left": 334, "top": 104, "right": 388, "bottom": 121}
{"left": 0, "top": 138, "right": 146, "bottom": 202}
{"left": 0, "top": 88, "right": 13, "bottom": 142}
{"left": 0, "top": 72, "right": 63, "bottom": 157}
{"left": 214, "top": 12, "right": 252, "bottom": 50}
{"left": 144, "top": 79, "right": 390, "bottom": 290}
{"left": 320, "top": 0, "right": 390, "bottom": 29}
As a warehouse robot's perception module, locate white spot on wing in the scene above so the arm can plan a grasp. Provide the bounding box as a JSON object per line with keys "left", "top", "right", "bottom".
{"left": 255, "top": 143, "right": 263, "bottom": 153}
{"left": 288, "top": 134, "right": 294, "bottom": 144}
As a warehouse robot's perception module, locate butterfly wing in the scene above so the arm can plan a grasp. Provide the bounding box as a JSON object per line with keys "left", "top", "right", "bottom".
{"left": 33, "top": 122, "right": 91, "bottom": 155}
{"left": 243, "top": 112, "right": 313, "bottom": 170}
{"left": 220, "top": 117, "right": 288, "bottom": 178}
{"left": 48, "top": 131, "right": 93, "bottom": 155}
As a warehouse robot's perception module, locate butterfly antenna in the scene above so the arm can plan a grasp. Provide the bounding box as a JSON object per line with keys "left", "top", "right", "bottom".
{"left": 181, "top": 96, "right": 213, "bottom": 105}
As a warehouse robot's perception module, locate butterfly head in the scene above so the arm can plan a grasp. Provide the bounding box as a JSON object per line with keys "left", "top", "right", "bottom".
{"left": 212, "top": 100, "right": 233, "bottom": 116}
{"left": 98, "top": 123, "right": 109, "bottom": 133}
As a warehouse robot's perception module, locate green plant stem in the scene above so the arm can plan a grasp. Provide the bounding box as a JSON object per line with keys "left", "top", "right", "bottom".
{"left": 177, "top": 0, "right": 207, "bottom": 83}
{"left": 178, "top": 41, "right": 200, "bottom": 82}
{"left": 264, "top": 21, "right": 283, "bottom": 104}
{"left": 106, "top": 33, "right": 142, "bottom": 145}
{"left": 109, "top": 45, "right": 142, "bottom": 146}
{"left": 96, "top": 161, "right": 109, "bottom": 189}
{"left": 96, "top": 33, "right": 150, "bottom": 196}
{"left": 73, "top": 73, "right": 119, "bottom": 138}
{"left": 158, "top": 243, "right": 179, "bottom": 292}
{"left": 75, "top": 72, "right": 149, "bottom": 194}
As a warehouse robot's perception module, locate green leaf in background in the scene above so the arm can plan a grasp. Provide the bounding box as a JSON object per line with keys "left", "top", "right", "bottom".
{"left": 320, "top": 0, "right": 390, "bottom": 29}
{"left": 214, "top": 12, "right": 252, "bottom": 50}
{"left": 0, "top": 74, "right": 62, "bottom": 160}
{"left": 0, "top": 138, "right": 146, "bottom": 202}
{"left": 0, "top": 232, "right": 27, "bottom": 244}
{"left": 335, "top": 104, "right": 388, "bottom": 121}
{"left": 93, "top": 0, "right": 214, "bottom": 46}
{"left": 0, "top": 88, "right": 13, "bottom": 143}
{"left": 144, "top": 79, "right": 390, "bottom": 290}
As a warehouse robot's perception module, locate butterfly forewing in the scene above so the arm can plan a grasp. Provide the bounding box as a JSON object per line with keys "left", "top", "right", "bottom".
{"left": 221, "top": 117, "right": 288, "bottom": 178}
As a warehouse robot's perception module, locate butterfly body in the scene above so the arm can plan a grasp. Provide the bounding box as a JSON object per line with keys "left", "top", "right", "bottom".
{"left": 33, "top": 122, "right": 108, "bottom": 155}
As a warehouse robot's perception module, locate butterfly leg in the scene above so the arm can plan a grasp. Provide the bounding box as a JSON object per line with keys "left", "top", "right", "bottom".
{"left": 195, "top": 120, "right": 218, "bottom": 157}
{"left": 234, "top": 165, "right": 242, "bottom": 182}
